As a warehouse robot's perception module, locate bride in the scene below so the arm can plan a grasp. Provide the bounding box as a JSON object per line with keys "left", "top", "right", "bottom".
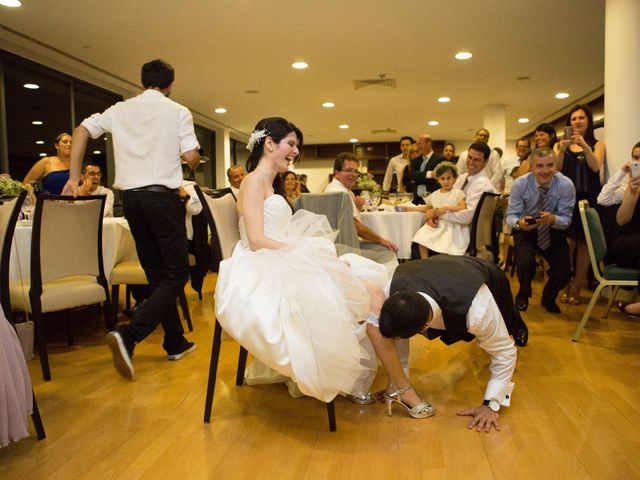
{"left": 214, "top": 117, "right": 389, "bottom": 402}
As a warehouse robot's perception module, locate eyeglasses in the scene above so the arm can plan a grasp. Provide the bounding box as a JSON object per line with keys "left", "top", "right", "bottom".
{"left": 340, "top": 168, "right": 358, "bottom": 174}
{"left": 86, "top": 171, "right": 102, "bottom": 177}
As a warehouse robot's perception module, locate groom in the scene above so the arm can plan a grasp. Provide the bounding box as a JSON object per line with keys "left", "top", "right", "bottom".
{"left": 378, "top": 255, "right": 528, "bottom": 432}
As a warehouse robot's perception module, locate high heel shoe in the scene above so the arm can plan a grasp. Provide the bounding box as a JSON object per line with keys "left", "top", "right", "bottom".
{"left": 384, "top": 384, "right": 436, "bottom": 419}
{"left": 568, "top": 284, "right": 581, "bottom": 305}
{"left": 560, "top": 285, "right": 570, "bottom": 304}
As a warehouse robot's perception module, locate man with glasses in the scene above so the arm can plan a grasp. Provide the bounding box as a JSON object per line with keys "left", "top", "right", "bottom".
{"left": 78, "top": 163, "right": 114, "bottom": 217}
{"left": 325, "top": 152, "right": 398, "bottom": 253}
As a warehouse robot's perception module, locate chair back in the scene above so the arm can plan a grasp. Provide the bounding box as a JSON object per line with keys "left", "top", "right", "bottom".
{"left": 0, "top": 190, "right": 26, "bottom": 321}
{"left": 294, "top": 191, "right": 359, "bottom": 249}
{"left": 201, "top": 188, "right": 240, "bottom": 266}
{"left": 468, "top": 191, "right": 500, "bottom": 261}
{"left": 30, "top": 195, "right": 107, "bottom": 291}
{"left": 579, "top": 200, "right": 607, "bottom": 279}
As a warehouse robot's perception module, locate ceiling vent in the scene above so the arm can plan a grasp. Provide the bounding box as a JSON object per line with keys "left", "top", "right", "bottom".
{"left": 371, "top": 127, "right": 397, "bottom": 134}
{"left": 353, "top": 74, "right": 396, "bottom": 90}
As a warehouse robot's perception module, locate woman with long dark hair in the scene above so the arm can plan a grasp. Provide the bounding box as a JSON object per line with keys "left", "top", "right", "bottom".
{"left": 557, "top": 105, "right": 606, "bottom": 304}
{"left": 214, "top": 117, "right": 388, "bottom": 402}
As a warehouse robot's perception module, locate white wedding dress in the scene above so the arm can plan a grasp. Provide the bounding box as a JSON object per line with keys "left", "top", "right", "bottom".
{"left": 215, "top": 194, "right": 389, "bottom": 402}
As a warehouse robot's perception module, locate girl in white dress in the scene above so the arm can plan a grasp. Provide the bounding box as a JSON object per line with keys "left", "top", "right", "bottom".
{"left": 214, "top": 117, "right": 389, "bottom": 402}
{"left": 402, "top": 161, "right": 467, "bottom": 258}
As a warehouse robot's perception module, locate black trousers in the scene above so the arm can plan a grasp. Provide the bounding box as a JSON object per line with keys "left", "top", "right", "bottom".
{"left": 609, "top": 233, "right": 640, "bottom": 289}
{"left": 119, "top": 190, "right": 189, "bottom": 354}
{"left": 513, "top": 229, "right": 571, "bottom": 302}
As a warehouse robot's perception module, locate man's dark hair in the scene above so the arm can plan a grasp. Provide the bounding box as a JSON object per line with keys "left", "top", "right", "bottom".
{"left": 517, "top": 136, "right": 531, "bottom": 148}
{"left": 141, "top": 59, "right": 175, "bottom": 89}
{"left": 333, "top": 152, "right": 358, "bottom": 173}
{"left": 400, "top": 136, "right": 415, "bottom": 144}
{"left": 379, "top": 291, "right": 432, "bottom": 339}
{"left": 468, "top": 141, "right": 491, "bottom": 161}
{"left": 81, "top": 161, "right": 101, "bottom": 174}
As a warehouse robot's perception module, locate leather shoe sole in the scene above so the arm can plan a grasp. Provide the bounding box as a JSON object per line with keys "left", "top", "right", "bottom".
{"left": 514, "top": 324, "right": 529, "bottom": 347}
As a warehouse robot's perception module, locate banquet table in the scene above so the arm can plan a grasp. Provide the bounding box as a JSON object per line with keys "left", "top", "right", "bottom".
{"left": 9, "top": 217, "right": 138, "bottom": 288}
{"left": 360, "top": 207, "right": 425, "bottom": 259}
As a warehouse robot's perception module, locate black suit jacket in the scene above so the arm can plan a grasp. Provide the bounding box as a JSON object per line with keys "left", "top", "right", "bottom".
{"left": 410, "top": 152, "right": 445, "bottom": 204}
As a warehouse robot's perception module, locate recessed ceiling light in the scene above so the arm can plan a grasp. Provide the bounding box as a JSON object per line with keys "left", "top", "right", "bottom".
{"left": 555, "top": 92, "right": 570, "bottom": 99}
{"left": 32, "top": 120, "right": 43, "bottom": 125}
{"left": 292, "top": 61, "right": 308, "bottom": 70}
{"left": 322, "top": 102, "right": 335, "bottom": 108}
{"left": 455, "top": 51, "right": 473, "bottom": 60}
{"left": 349, "top": 138, "right": 358, "bottom": 143}
{"left": 0, "top": 0, "right": 22, "bottom": 7}
{"left": 39, "top": 152, "right": 47, "bottom": 157}
{"left": 428, "top": 120, "right": 439, "bottom": 126}
{"left": 339, "top": 124, "right": 349, "bottom": 129}
{"left": 23, "top": 83, "right": 39, "bottom": 89}
{"left": 518, "top": 117, "right": 530, "bottom": 124}
{"left": 437, "top": 97, "right": 451, "bottom": 103}
{"left": 92, "top": 150, "right": 102, "bottom": 154}
{"left": 35, "top": 140, "right": 44, "bottom": 145}
{"left": 214, "top": 107, "right": 227, "bottom": 114}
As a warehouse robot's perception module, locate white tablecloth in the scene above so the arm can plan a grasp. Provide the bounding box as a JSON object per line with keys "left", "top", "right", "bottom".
{"left": 9, "top": 217, "right": 138, "bottom": 285}
{"left": 360, "top": 208, "right": 425, "bottom": 259}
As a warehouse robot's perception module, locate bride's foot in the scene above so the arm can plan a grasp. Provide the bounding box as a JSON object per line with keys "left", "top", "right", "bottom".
{"left": 384, "top": 383, "right": 435, "bottom": 419}
{"left": 568, "top": 283, "right": 581, "bottom": 305}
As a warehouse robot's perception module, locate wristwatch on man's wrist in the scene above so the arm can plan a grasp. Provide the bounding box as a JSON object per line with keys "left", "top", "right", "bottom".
{"left": 483, "top": 399, "right": 500, "bottom": 412}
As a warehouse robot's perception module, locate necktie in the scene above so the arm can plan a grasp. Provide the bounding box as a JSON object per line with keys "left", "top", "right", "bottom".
{"left": 537, "top": 186, "right": 551, "bottom": 250}
{"left": 417, "top": 156, "right": 429, "bottom": 197}
{"left": 462, "top": 177, "right": 469, "bottom": 192}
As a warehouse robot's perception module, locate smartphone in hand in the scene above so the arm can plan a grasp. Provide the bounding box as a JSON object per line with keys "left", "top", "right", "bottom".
{"left": 631, "top": 161, "right": 640, "bottom": 178}
{"left": 524, "top": 216, "right": 537, "bottom": 225}
{"left": 564, "top": 126, "right": 573, "bottom": 140}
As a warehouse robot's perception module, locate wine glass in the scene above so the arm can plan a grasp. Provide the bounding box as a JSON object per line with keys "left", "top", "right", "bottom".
{"left": 371, "top": 191, "right": 382, "bottom": 207}
{"left": 388, "top": 193, "right": 397, "bottom": 206}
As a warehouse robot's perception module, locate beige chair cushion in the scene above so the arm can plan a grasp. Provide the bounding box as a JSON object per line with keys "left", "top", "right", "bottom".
{"left": 109, "top": 261, "right": 147, "bottom": 285}
{"left": 10, "top": 275, "right": 106, "bottom": 313}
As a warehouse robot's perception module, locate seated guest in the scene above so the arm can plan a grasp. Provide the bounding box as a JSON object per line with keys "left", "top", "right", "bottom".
{"left": 23, "top": 132, "right": 72, "bottom": 194}
{"left": 77, "top": 163, "right": 114, "bottom": 217}
{"left": 227, "top": 164, "right": 246, "bottom": 198}
{"left": 297, "top": 173, "right": 310, "bottom": 193}
{"left": 400, "top": 161, "right": 467, "bottom": 258}
{"left": 282, "top": 170, "right": 299, "bottom": 205}
{"left": 363, "top": 255, "right": 527, "bottom": 432}
{"left": 456, "top": 129, "right": 503, "bottom": 191}
{"left": 602, "top": 142, "right": 640, "bottom": 315}
{"left": 324, "top": 152, "right": 398, "bottom": 252}
{"left": 506, "top": 148, "right": 575, "bottom": 313}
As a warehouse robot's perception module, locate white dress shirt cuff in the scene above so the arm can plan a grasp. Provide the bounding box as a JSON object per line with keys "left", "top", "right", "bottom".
{"left": 484, "top": 380, "right": 514, "bottom": 407}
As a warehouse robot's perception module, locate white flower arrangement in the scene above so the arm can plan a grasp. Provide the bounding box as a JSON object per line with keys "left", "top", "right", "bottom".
{"left": 246, "top": 128, "right": 269, "bottom": 152}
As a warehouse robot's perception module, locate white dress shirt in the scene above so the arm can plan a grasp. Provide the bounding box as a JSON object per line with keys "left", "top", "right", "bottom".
{"left": 324, "top": 178, "right": 361, "bottom": 220}
{"left": 440, "top": 171, "right": 496, "bottom": 225}
{"left": 382, "top": 154, "right": 409, "bottom": 191}
{"left": 81, "top": 89, "right": 200, "bottom": 190}
{"left": 419, "top": 285, "right": 516, "bottom": 406}
{"left": 456, "top": 149, "right": 504, "bottom": 191}
{"left": 93, "top": 185, "right": 114, "bottom": 217}
{"left": 597, "top": 168, "right": 628, "bottom": 207}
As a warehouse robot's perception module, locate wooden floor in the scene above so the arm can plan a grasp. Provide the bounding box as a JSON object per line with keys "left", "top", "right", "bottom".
{"left": 1, "top": 271, "right": 639, "bottom": 480}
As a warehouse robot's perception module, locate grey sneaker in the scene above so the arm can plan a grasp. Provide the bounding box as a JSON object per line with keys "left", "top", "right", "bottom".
{"left": 167, "top": 342, "right": 196, "bottom": 361}
{"left": 106, "top": 331, "right": 134, "bottom": 379}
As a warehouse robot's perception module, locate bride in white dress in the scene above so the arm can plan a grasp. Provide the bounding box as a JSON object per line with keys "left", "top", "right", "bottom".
{"left": 214, "top": 117, "right": 389, "bottom": 402}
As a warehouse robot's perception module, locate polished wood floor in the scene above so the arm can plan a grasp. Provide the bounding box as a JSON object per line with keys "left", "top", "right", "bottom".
{"left": 1, "top": 271, "right": 639, "bottom": 480}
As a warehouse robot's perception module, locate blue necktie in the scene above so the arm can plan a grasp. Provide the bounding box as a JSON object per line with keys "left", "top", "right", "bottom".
{"left": 537, "top": 186, "right": 550, "bottom": 250}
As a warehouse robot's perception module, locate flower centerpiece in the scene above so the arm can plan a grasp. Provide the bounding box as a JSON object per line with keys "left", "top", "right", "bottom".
{"left": 355, "top": 172, "right": 381, "bottom": 193}
{"left": 0, "top": 175, "right": 27, "bottom": 199}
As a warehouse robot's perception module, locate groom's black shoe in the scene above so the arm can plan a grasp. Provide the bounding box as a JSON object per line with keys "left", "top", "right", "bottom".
{"left": 515, "top": 297, "right": 528, "bottom": 312}
{"left": 514, "top": 322, "right": 529, "bottom": 347}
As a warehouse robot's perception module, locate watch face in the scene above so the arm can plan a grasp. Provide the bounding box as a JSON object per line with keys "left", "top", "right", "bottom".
{"left": 489, "top": 399, "right": 500, "bottom": 412}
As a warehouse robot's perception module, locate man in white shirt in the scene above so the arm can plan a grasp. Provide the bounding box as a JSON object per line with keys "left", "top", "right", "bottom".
{"left": 227, "top": 164, "right": 245, "bottom": 199}
{"left": 64, "top": 59, "right": 201, "bottom": 379}
{"left": 77, "top": 163, "right": 114, "bottom": 217}
{"left": 373, "top": 255, "right": 528, "bottom": 432}
{"left": 456, "top": 129, "right": 504, "bottom": 190}
{"left": 382, "top": 136, "right": 413, "bottom": 193}
{"left": 324, "top": 152, "right": 398, "bottom": 252}
{"left": 425, "top": 142, "right": 496, "bottom": 236}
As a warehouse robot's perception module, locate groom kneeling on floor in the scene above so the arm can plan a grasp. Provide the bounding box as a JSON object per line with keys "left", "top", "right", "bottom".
{"left": 375, "top": 255, "right": 528, "bottom": 432}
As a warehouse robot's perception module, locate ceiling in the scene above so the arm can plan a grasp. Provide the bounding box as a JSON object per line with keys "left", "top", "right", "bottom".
{"left": 0, "top": 0, "right": 605, "bottom": 144}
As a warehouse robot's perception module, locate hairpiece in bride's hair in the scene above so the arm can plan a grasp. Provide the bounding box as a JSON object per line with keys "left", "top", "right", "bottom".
{"left": 246, "top": 128, "right": 269, "bottom": 152}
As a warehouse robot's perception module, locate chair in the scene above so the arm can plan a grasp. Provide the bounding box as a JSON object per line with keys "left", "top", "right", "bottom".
{"left": 294, "top": 192, "right": 360, "bottom": 249}
{"left": 10, "top": 194, "right": 111, "bottom": 381}
{"left": 572, "top": 200, "right": 640, "bottom": 341}
{"left": 202, "top": 189, "right": 338, "bottom": 432}
{"left": 468, "top": 191, "right": 500, "bottom": 263}
{"left": 0, "top": 191, "right": 45, "bottom": 440}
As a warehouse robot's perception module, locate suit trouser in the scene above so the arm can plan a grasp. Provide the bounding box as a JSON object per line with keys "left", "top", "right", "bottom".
{"left": 119, "top": 190, "right": 189, "bottom": 354}
{"left": 514, "top": 229, "right": 571, "bottom": 302}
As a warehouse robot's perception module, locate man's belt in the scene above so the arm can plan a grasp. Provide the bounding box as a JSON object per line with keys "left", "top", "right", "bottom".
{"left": 128, "top": 185, "right": 179, "bottom": 194}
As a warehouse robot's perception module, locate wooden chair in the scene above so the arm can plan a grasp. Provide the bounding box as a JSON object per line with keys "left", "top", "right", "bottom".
{"left": 0, "top": 190, "right": 45, "bottom": 439}
{"left": 468, "top": 191, "right": 500, "bottom": 263}
{"left": 572, "top": 200, "right": 640, "bottom": 341}
{"left": 201, "top": 188, "right": 337, "bottom": 432}
{"left": 10, "top": 194, "right": 111, "bottom": 381}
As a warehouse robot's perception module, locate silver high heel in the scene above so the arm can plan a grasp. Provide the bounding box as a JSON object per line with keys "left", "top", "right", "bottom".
{"left": 384, "top": 384, "right": 436, "bottom": 419}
